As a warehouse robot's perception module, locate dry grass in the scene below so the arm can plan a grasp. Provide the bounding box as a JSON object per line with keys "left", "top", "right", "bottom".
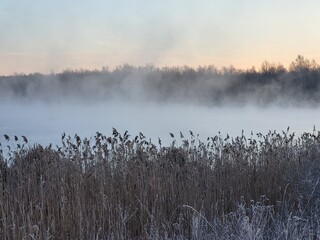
{"left": 1, "top": 129, "right": 320, "bottom": 239}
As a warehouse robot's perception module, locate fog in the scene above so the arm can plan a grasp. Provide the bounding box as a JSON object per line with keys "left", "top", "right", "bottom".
{"left": 1, "top": 58, "right": 320, "bottom": 146}
{"left": 0, "top": 100, "right": 318, "bottom": 147}
{"left": 1, "top": 56, "right": 320, "bottom": 106}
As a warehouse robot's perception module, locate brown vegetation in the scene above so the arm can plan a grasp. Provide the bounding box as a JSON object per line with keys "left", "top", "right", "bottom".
{"left": 1, "top": 129, "right": 320, "bottom": 239}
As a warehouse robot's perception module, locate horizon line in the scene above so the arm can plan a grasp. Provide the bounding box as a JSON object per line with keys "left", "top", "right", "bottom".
{"left": 0, "top": 55, "right": 316, "bottom": 77}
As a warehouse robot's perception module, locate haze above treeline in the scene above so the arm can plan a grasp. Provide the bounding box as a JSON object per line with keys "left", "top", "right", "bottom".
{"left": 1, "top": 55, "right": 320, "bottom": 106}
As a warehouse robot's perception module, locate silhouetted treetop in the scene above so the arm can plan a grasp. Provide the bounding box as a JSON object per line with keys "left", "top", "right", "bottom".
{"left": 289, "top": 55, "right": 318, "bottom": 72}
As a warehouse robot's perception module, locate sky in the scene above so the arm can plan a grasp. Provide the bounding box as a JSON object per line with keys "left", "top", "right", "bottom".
{"left": 1, "top": 0, "right": 320, "bottom": 75}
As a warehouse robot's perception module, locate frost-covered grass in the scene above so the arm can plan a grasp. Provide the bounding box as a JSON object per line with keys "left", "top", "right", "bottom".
{"left": 1, "top": 129, "right": 320, "bottom": 239}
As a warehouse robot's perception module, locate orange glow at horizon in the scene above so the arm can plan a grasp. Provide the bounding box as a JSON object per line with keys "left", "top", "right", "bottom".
{"left": 2, "top": 51, "right": 320, "bottom": 76}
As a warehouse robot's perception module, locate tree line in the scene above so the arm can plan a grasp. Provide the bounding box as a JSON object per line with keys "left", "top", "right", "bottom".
{"left": 1, "top": 55, "right": 320, "bottom": 105}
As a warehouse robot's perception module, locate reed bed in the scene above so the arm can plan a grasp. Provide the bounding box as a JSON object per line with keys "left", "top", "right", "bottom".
{"left": 1, "top": 129, "right": 320, "bottom": 239}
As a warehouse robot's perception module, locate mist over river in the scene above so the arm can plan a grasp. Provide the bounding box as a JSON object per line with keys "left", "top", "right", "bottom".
{"left": 1, "top": 101, "right": 319, "bottom": 147}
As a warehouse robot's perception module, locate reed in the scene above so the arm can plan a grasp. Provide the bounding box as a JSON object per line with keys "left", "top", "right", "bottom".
{"left": 1, "top": 129, "right": 320, "bottom": 239}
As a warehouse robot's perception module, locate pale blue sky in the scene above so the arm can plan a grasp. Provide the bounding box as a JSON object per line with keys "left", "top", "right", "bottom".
{"left": 1, "top": 0, "right": 320, "bottom": 74}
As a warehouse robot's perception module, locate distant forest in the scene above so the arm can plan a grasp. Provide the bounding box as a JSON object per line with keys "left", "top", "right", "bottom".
{"left": 1, "top": 55, "right": 320, "bottom": 106}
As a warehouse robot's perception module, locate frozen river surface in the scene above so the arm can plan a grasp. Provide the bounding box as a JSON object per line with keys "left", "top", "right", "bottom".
{"left": 0, "top": 101, "right": 319, "bottom": 146}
